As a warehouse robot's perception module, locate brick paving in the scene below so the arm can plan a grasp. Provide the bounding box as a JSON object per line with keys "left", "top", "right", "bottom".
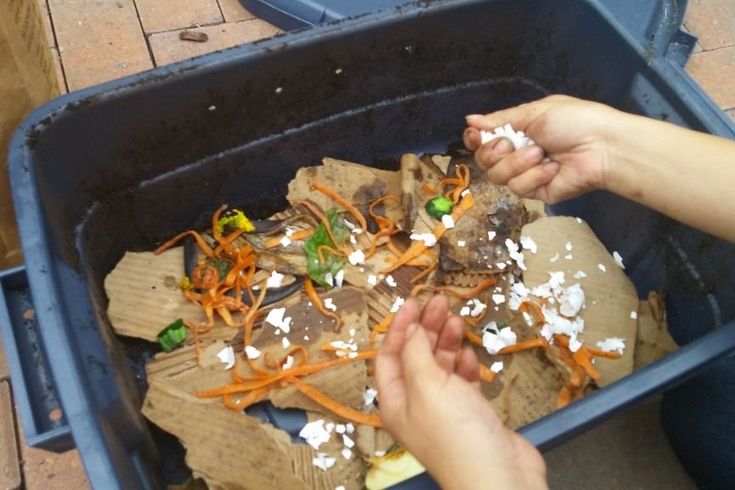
{"left": 1, "top": 0, "right": 733, "bottom": 488}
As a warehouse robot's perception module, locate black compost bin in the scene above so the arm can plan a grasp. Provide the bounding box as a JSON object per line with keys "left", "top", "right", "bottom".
{"left": 3, "top": 0, "right": 735, "bottom": 488}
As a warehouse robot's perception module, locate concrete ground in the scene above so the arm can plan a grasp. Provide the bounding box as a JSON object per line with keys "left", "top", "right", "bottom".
{"left": 1, "top": 0, "right": 734, "bottom": 488}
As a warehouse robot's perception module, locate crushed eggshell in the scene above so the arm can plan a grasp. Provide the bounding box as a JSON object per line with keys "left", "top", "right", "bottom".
{"left": 216, "top": 346, "right": 235, "bottom": 369}
{"left": 409, "top": 232, "right": 437, "bottom": 247}
{"left": 597, "top": 337, "right": 626, "bottom": 354}
{"left": 363, "top": 387, "right": 378, "bottom": 407}
{"left": 312, "top": 453, "right": 337, "bottom": 471}
{"left": 390, "top": 296, "right": 405, "bottom": 313}
{"left": 265, "top": 307, "right": 292, "bottom": 333}
{"left": 480, "top": 123, "right": 536, "bottom": 149}
{"left": 613, "top": 251, "right": 625, "bottom": 269}
{"left": 385, "top": 275, "right": 397, "bottom": 288}
{"left": 441, "top": 214, "right": 455, "bottom": 229}
{"left": 482, "top": 323, "right": 518, "bottom": 355}
{"left": 266, "top": 270, "right": 285, "bottom": 288}
{"left": 324, "top": 298, "right": 338, "bottom": 312}
{"left": 487, "top": 231, "right": 496, "bottom": 241}
{"left": 348, "top": 249, "right": 366, "bottom": 266}
{"left": 300, "top": 420, "right": 332, "bottom": 449}
{"left": 520, "top": 235, "right": 538, "bottom": 254}
{"left": 244, "top": 345, "right": 261, "bottom": 359}
{"left": 490, "top": 361, "right": 504, "bottom": 373}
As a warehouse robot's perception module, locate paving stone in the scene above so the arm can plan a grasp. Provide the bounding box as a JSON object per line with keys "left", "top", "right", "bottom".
{"left": 687, "top": 45, "right": 735, "bottom": 109}
{"left": 684, "top": 0, "right": 735, "bottom": 51}
{"left": 217, "top": 0, "right": 256, "bottom": 22}
{"left": 49, "top": 0, "right": 153, "bottom": 91}
{"left": 0, "top": 381, "right": 21, "bottom": 490}
{"left": 149, "top": 18, "right": 281, "bottom": 66}
{"left": 546, "top": 399, "right": 697, "bottom": 490}
{"left": 18, "top": 425, "right": 89, "bottom": 490}
{"left": 135, "top": 0, "right": 223, "bottom": 34}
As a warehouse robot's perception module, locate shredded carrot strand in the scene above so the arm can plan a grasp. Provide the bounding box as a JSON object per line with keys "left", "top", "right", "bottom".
{"left": 411, "top": 277, "right": 496, "bottom": 300}
{"left": 520, "top": 301, "right": 545, "bottom": 326}
{"left": 211, "top": 204, "right": 228, "bottom": 243}
{"left": 479, "top": 365, "right": 496, "bottom": 383}
{"left": 294, "top": 200, "right": 345, "bottom": 253}
{"left": 464, "top": 327, "right": 483, "bottom": 347}
{"left": 196, "top": 350, "right": 377, "bottom": 397}
{"left": 499, "top": 337, "right": 549, "bottom": 354}
{"left": 286, "top": 376, "right": 382, "bottom": 427}
{"left": 154, "top": 230, "right": 214, "bottom": 256}
{"left": 311, "top": 182, "right": 368, "bottom": 232}
{"left": 410, "top": 262, "right": 438, "bottom": 284}
{"left": 304, "top": 278, "right": 342, "bottom": 328}
{"left": 264, "top": 229, "right": 314, "bottom": 248}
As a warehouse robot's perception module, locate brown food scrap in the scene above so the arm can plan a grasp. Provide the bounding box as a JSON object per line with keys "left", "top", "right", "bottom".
{"left": 438, "top": 156, "right": 528, "bottom": 280}
{"left": 179, "top": 30, "right": 209, "bottom": 43}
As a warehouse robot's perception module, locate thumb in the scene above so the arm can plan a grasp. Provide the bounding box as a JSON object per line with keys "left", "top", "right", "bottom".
{"left": 400, "top": 324, "right": 445, "bottom": 395}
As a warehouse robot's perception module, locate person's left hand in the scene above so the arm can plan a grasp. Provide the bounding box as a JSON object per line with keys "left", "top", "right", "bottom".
{"left": 375, "top": 295, "right": 548, "bottom": 490}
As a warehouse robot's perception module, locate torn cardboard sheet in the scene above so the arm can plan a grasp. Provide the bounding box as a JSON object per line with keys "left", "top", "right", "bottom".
{"left": 143, "top": 382, "right": 365, "bottom": 490}
{"left": 634, "top": 291, "right": 677, "bottom": 370}
{"left": 105, "top": 247, "right": 236, "bottom": 343}
{"left": 245, "top": 287, "right": 370, "bottom": 414}
{"left": 145, "top": 341, "right": 233, "bottom": 396}
{"left": 522, "top": 216, "right": 638, "bottom": 386}
{"left": 287, "top": 157, "right": 403, "bottom": 228}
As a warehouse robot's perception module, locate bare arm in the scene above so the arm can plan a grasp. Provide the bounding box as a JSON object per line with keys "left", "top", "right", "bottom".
{"left": 464, "top": 95, "right": 735, "bottom": 243}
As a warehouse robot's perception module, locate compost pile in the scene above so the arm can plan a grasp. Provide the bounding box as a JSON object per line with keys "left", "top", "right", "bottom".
{"left": 105, "top": 153, "right": 676, "bottom": 490}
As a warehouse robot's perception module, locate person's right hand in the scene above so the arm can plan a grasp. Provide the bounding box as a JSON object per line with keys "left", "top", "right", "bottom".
{"left": 463, "top": 95, "right": 623, "bottom": 204}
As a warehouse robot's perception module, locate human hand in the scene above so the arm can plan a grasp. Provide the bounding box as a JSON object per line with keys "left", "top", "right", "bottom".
{"left": 464, "top": 95, "right": 623, "bottom": 204}
{"left": 375, "top": 295, "right": 547, "bottom": 490}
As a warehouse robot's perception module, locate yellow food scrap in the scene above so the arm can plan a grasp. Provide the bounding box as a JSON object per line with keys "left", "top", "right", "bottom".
{"left": 216, "top": 209, "right": 255, "bottom": 233}
{"left": 366, "top": 449, "right": 425, "bottom": 490}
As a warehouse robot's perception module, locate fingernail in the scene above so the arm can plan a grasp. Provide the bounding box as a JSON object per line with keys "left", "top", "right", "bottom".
{"left": 465, "top": 114, "right": 483, "bottom": 120}
{"left": 493, "top": 138, "right": 513, "bottom": 155}
{"left": 406, "top": 323, "right": 418, "bottom": 338}
{"left": 525, "top": 145, "right": 544, "bottom": 162}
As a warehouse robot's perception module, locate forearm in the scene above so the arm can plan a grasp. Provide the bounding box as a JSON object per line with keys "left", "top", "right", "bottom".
{"left": 605, "top": 111, "right": 735, "bottom": 243}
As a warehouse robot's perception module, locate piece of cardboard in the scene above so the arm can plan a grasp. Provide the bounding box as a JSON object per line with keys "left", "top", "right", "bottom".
{"left": 522, "top": 216, "right": 638, "bottom": 386}
{"left": 287, "top": 157, "right": 403, "bottom": 227}
{"left": 105, "top": 248, "right": 236, "bottom": 343}
{"left": 0, "top": 0, "right": 60, "bottom": 268}
{"left": 634, "top": 291, "right": 677, "bottom": 370}
{"left": 143, "top": 381, "right": 366, "bottom": 490}
{"left": 145, "top": 341, "right": 233, "bottom": 395}
{"left": 247, "top": 287, "right": 370, "bottom": 413}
